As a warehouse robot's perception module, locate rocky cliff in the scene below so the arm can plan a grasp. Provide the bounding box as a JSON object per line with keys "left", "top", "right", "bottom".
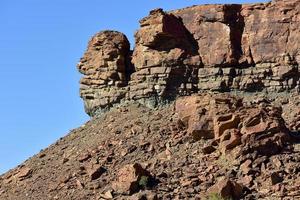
{"left": 78, "top": 0, "right": 300, "bottom": 116}
{"left": 1, "top": 1, "right": 300, "bottom": 200}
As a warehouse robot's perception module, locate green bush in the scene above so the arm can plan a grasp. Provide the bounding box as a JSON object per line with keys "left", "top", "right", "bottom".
{"left": 138, "top": 176, "right": 149, "bottom": 188}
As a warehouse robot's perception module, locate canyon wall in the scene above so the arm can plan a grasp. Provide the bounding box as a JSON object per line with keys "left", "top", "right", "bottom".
{"left": 78, "top": 0, "right": 300, "bottom": 116}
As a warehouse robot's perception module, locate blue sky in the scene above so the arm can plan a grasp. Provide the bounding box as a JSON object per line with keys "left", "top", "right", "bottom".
{"left": 0, "top": 0, "right": 267, "bottom": 174}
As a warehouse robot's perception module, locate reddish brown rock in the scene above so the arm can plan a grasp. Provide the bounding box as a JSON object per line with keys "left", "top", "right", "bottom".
{"left": 112, "top": 163, "right": 152, "bottom": 195}
{"left": 78, "top": 31, "right": 132, "bottom": 116}
{"left": 239, "top": 175, "right": 253, "bottom": 187}
{"left": 84, "top": 163, "right": 106, "bottom": 180}
{"left": 240, "top": 159, "right": 252, "bottom": 175}
{"left": 130, "top": 8, "right": 200, "bottom": 102}
{"left": 78, "top": 152, "right": 91, "bottom": 162}
{"left": 173, "top": 1, "right": 300, "bottom": 92}
{"left": 220, "top": 129, "right": 241, "bottom": 152}
{"left": 208, "top": 178, "right": 243, "bottom": 199}
{"left": 15, "top": 166, "right": 32, "bottom": 181}
{"left": 175, "top": 94, "right": 290, "bottom": 158}
{"left": 214, "top": 114, "right": 240, "bottom": 138}
{"left": 78, "top": 1, "right": 300, "bottom": 116}
{"left": 172, "top": 4, "right": 243, "bottom": 66}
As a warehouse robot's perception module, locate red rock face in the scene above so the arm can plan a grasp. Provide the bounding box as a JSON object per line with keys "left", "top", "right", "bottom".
{"left": 78, "top": 0, "right": 300, "bottom": 116}
{"left": 172, "top": 4, "right": 244, "bottom": 66}
{"left": 175, "top": 94, "right": 290, "bottom": 157}
{"left": 77, "top": 31, "right": 132, "bottom": 115}
{"left": 130, "top": 9, "right": 201, "bottom": 102}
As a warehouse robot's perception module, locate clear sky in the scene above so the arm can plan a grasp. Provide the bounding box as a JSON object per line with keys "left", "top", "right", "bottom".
{"left": 0, "top": 0, "right": 267, "bottom": 174}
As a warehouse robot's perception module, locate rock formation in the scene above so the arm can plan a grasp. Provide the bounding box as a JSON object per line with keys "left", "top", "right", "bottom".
{"left": 1, "top": 1, "right": 300, "bottom": 200}
{"left": 78, "top": 31, "right": 133, "bottom": 116}
{"left": 78, "top": 0, "right": 300, "bottom": 116}
{"left": 175, "top": 94, "right": 290, "bottom": 157}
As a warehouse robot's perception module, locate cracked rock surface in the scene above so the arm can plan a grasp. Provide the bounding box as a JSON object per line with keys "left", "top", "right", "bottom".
{"left": 78, "top": 0, "right": 300, "bottom": 116}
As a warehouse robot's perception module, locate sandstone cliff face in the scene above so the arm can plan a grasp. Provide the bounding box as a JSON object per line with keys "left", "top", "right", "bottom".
{"left": 77, "top": 31, "right": 133, "bottom": 115}
{"left": 78, "top": 0, "right": 300, "bottom": 116}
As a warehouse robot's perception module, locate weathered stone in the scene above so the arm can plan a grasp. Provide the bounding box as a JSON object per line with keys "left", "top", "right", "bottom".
{"left": 84, "top": 163, "right": 106, "bottom": 180}
{"left": 78, "top": 152, "right": 91, "bottom": 162}
{"left": 15, "top": 167, "right": 32, "bottom": 181}
{"left": 270, "top": 171, "right": 283, "bottom": 185}
{"left": 129, "top": 191, "right": 158, "bottom": 200}
{"left": 130, "top": 8, "right": 200, "bottom": 102}
{"left": 239, "top": 175, "right": 253, "bottom": 187}
{"left": 112, "top": 163, "right": 152, "bottom": 195}
{"left": 175, "top": 94, "right": 290, "bottom": 158}
{"left": 202, "top": 145, "right": 217, "bottom": 154}
{"left": 78, "top": 31, "right": 132, "bottom": 116}
{"left": 208, "top": 178, "right": 243, "bottom": 199}
{"left": 78, "top": 1, "right": 300, "bottom": 116}
{"left": 99, "top": 190, "right": 113, "bottom": 199}
{"left": 271, "top": 157, "right": 282, "bottom": 169}
{"left": 220, "top": 129, "right": 241, "bottom": 152}
{"left": 214, "top": 114, "right": 240, "bottom": 138}
{"left": 240, "top": 159, "right": 252, "bottom": 175}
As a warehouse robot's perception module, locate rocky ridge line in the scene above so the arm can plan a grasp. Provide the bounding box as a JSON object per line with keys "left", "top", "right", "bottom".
{"left": 78, "top": 0, "right": 300, "bottom": 116}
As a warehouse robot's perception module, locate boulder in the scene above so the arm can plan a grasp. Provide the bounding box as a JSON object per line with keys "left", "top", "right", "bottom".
{"left": 84, "top": 163, "right": 106, "bottom": 180}
{"left": 15, "top": 166, "right": 32, "bottom": 181}
{"left": 208, "top": 178, "right": 243, "bottom": 199}
{"left": 78, "top": 31, "right": 132, "bottom": 116}
{"left": 112, "top": 163, "right": 152, "bottom": 195}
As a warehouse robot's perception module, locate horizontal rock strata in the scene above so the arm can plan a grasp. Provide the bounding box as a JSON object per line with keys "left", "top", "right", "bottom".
{"left": 78, "top": 0, "right": 300, "bottom": 116}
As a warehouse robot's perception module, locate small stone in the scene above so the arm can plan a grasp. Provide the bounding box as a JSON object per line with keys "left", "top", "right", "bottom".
{"left": 270, "top": 172, "right": 283, "bottom": 185}
{"left": 78, "top": 152, "right": 91, "bottom": 162}
{"left": 85, "top": 163, "right": 106, "bottom": 180}
{"left": 76, "top": 179, "right": 84, "bottom": 189}
{"left": 202, "top": 145, "right": 216, "bottom": 154}
{"left": 239, "top": 175, "right": 253, "bottom": 187}
{"left": 271, "top": 157, "right": 282, "bottom": 169}
{"left": 240, "top": 159, "right": 252, "bottom": 174}
{"left": 16, "top": 167, "right": 32, "bottom": 180}
{"left": 273, "top": 184, "right": 281, "bottom": 192}
{"left": 100, "top": 190, "right": 113, "bottom": 199}
{"left": 62, "top": 158, "right": 69, "bottom": 164}
{"left": 180, "top": 179, "right": 192, "bottom": 187}
{"left": 38, "top": 153, "right": 46, "bottom": 158}
{"left": 129, "top": 191, "right": 158, "bottom": 200}
{"left": 59, "top": 173, "right": 71, "bottom": 184}
{"left": 253, "top": 156, "right": 267, "bottom": 168}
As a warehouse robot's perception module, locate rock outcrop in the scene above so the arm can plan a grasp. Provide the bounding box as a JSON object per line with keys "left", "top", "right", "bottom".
{"left": 1, "top": 1, "right": 300, "bottom": 200}
{"left": 78, "top": 0, "right": 300, "bottom": 116}
{"left": 175, "top": 94, "right": 290, "bottom": 157}
{"left": 78, "top": 31, "right": 133, "bottom": 115}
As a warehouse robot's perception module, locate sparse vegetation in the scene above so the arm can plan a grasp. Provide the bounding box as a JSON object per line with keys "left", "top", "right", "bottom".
{"left": 207, "top": 193, "right": 231, "bottom": 200}
{"left": 138, "top": 175, "right": 149, "bottom": 188}
{"left": 216, "top": 154, "right": 233, "bottom": 170}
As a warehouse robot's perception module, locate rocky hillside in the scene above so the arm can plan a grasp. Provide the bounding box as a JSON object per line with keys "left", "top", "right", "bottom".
{"left": 1, "top": 0, "right": 300, "bottom": 199}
